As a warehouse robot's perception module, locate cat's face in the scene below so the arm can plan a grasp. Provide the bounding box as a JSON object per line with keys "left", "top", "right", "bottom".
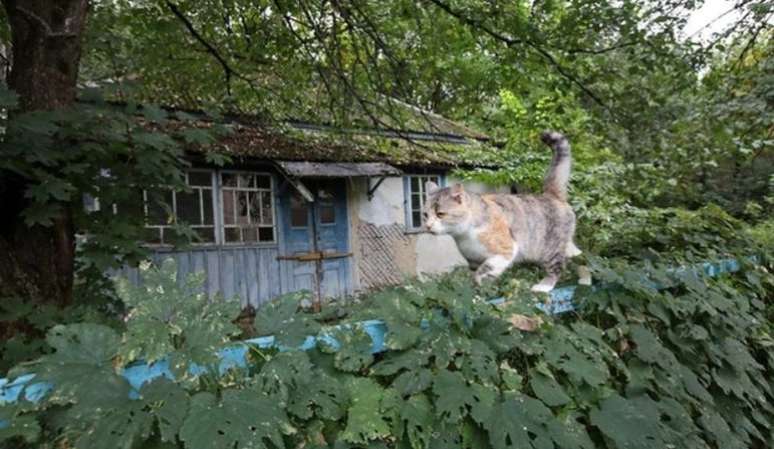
{"left": 423, "top": 182, "right": 471, "bottom": 235}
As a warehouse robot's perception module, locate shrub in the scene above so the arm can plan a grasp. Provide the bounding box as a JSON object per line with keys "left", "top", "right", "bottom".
{"left": 1, "top": 249, "right": 772, "bottom": 448}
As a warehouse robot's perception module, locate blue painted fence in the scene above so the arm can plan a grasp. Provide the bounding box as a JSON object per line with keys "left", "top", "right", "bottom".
{"left": 0, "top": 257, "right": 757, "bottom": 414}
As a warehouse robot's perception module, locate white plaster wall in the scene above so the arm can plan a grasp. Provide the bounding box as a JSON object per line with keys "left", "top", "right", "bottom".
{"left": 415, "top": 233, "right": 467, "bottom": 275}
{"left": 351, "top": 177, "right": 406, "bottom": 226}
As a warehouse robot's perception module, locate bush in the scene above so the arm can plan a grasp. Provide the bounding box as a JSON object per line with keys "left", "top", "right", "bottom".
{"left": 1, "top": 248, "right": 772, "bottom": 448}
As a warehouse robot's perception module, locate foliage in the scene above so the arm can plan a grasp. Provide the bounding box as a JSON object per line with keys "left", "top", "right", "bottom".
{"left": 0, "top": 86, "right": 230, "bottom": 274}
{"left": 115, "top": 259, "right": 242, "bottom": 374}
{"left": 0, "top": 0, "right": 772, "bottom": 448}
{"left": 2, "top": 245, "right": 772, "bottom": 448}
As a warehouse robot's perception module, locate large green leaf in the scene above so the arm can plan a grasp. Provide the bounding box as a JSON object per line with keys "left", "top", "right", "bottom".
{"left": 530, "top": 371, "right": 571, "bottom": 407}
{"left": 0, "top": 405, "right": 40, "bottom": 445}
{"left": 590, "top": 394, "right": 665, "bottom": 449}
{"left": 179, "top": 389, "right": 294, "bottom": 449}
{"left": 432, "top": 370, "right": 476, "bottom": 424}
{"left": 11, "top": 323, "right": 130, "bottom": 407}
{"left": 253, "top": 294, "right": 320, "bottom": 347}
{"left": 340, "top": 378, "right": 391, "bottom": 444}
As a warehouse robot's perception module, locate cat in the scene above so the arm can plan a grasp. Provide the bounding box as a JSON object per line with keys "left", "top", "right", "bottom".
{"left": 423, "top": 131, "right": 582, "bottom": 292}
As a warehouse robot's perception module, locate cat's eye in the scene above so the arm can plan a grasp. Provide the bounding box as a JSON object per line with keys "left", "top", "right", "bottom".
{"left": 436, "top": 212, "right": 446, "bottom": 218}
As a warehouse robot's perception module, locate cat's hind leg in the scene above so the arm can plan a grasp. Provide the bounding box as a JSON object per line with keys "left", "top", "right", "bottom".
{"left": 531, "top": 256, "right": 565, "bottom": 293}
{"left": 473, "top": 255, "right": 514, "bottom": 285}
{"left": 565, "top": 241, "right": 582, "bottom": 258}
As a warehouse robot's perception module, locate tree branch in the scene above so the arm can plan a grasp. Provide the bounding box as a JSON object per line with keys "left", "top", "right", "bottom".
{"left": 165, "top": 0, "right": 234, "bottom": 96}
{"left": 426, "top": 0, "right": 614, "bottom": 114}
{"left": 15, "top": 5, "right": 78, "bottom": 38}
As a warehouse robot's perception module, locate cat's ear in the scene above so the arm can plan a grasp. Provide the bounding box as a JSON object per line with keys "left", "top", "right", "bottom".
{"left": 451, "top": 183, "right": 465, "bottom": 203}
{"left": 425, "top": 181, "right": 440, "bottom": 195}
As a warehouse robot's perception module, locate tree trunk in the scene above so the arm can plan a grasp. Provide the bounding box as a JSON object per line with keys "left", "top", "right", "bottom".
{"left": 0, "top": 0, "right": 89, "bottom": 306}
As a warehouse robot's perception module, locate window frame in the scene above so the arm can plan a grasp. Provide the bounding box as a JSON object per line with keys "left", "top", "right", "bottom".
{"left": 142, "top": 169, "right": 217, "bottom": 246}
{"left": 141, "top": 169, "right": 279, "bottom": 248}
{"left": 217, "top": 169, "right": 277, "bottom": 246}
{"left": 403, "top": 173, "right": 445, "bottom": 232}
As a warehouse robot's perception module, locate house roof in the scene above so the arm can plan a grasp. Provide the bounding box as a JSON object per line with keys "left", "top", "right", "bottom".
{"left": 191, "top": 113, "right": 501, "bottom": 170}
{"left": 122, "top": 97, "right": 500, "bottom": 170}
{"left": 276, "top": 161, "right": 403, "bottom": 178}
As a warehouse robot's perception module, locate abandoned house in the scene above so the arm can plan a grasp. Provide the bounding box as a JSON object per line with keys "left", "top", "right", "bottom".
{"left": 116, "top": 110, "right": 506, "bottom": 308}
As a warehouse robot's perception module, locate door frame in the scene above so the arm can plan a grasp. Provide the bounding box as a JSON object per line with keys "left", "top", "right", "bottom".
{"left": 276, "top": 177, "right": 353, "bottom": 309}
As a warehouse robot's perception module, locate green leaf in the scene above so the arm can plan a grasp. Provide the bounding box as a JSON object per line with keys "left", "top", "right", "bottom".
{"left": 141, "top": 379, "right": 189, "bottom": 443}
{"left": 393, "top": 368, "right": 433, "bottom": 396}
{"left": 141, "top": 104, "right": 168, "bottom": 123}
{"left": 433, "top": 370, "right": 476, "bottom": 424}
{"left": 330, "top": 328, "right": 375, "bottom": 373}
{"left": 73, "top": 400, "right": 154, "bottom": 449}
{"left": 484, "top": 393, "right": 557, "bottom": 449}
{"left": 590, "top": 394, "right": 665, "bottom": 449}
{"left": 341, "top": 378, "right": 391, "bottom": 444}
{"left": 179, "top": 389, "right": 294, "bottom": 449}
{"left": 0, "top": 405, "right": 40, "bottom": 444}
{"left": 287, "top": 371, "right": 347, "bottom": 421}
{"left": 253, "top": 295, "right": 320, "bottom": 347}
{"left": 371, "top": 350, "right": 430, "bottom": 376}
{"left": 12, "top": 324, "right": 130, "bottom": 407}
{"left": 392, "top": 394, "right": 434, "bottom": 449}
{"left": 530, "top": 371, "right": 571, "bottom": 407}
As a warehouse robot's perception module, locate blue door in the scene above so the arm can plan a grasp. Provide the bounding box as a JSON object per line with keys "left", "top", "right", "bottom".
{"left": 277, "top": 179, "right": 352, "bottom": 307}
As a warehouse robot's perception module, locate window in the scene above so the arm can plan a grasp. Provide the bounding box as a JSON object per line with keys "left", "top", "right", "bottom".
{"left": 144, "top": 170, "right": 216, "bottom": 244}
{"left": 405, "top": 174, "right": 441, "bottom": 230}
{"left": 220, "top": 172, "right": 275, "bottom": 243}
{"left": 290, "top": 192, "right": 309, "bottom": 228}
{"left": 317, "top": 184, "right": 336, "bottom": 225}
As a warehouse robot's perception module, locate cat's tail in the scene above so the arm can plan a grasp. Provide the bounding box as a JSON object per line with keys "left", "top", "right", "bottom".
{"left": 540, "top": 131, "right": 571, "bottom": 201}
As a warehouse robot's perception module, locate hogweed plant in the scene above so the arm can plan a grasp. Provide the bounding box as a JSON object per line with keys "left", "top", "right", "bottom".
{"left": 1, "top": 251, "right": 772, "bottom": 449}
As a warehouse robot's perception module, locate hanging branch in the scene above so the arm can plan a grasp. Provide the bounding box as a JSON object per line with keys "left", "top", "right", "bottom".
{"left": 165, "top": 0, "right": 237, "bottom": 96}
{"left": 425, "top": 0, "right": 615, "bottom": 115}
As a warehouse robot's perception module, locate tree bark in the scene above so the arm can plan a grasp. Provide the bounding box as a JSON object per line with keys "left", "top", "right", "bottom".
{"left": 0, "top": 0, "right": 89, "bottom": 306}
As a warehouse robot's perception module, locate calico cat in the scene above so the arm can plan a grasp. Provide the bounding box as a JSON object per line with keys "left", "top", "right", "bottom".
{"left": 423, "top": 131, "right": 581, "bottom": 292}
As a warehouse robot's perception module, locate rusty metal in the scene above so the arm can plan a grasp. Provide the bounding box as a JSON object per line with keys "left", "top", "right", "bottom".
{"left": 276, "top": 251, "right": 352, "bottom": 261}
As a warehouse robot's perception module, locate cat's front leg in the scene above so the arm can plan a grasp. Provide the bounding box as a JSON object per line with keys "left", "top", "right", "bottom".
{"left": 473, "top": 255, "right": 513, "bottom": 285}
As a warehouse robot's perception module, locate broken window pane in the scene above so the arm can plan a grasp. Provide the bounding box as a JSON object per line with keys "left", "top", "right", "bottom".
{"left": 260, "top": 191, "right": 273, "bottom": 224}
{"left": 319, "top": 204, "right": 335, "bottom": 224}
{"left": 188, "top": 171, "right": 212, "bottom": 187}
{"left": 222, "top": 190, "right": 235, "bottom": 225}
{"left": 236, "top": 191, "right": 249, "bottom": 224}
{"left": 194, "top": 227, "right": 215, "bottom": 243}
{"left": 256, "top": 175, "right": 271, "bottom": 189}
{"left": 242, "top": 227, "right": 258, "bottom": 242}
{"left": 146, "top": 190, "right": 173, "bottom": 226}
{"left": 258, "top": 227, "right": 274, "bottom": 242}
{"left": 176, "top": 190, "right": 200, "bottom": 224}
{"left": 221, "top": 173, "right": 237, "bottom": 187}
{"left": 224, "top": 227, "right": 240, "bottom": 243}
{"left": 202, "top": 190, "right": 213, "bottom": 225}
{"left": 290, "top": 193, "right": 308, "bottom": 227}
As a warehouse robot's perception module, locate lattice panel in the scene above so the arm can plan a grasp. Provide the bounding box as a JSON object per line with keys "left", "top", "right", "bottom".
{"left": 356, "top": 222, "right": 413, "bottom": 290}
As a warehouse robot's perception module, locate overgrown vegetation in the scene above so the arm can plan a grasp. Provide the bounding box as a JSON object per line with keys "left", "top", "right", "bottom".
{"left": 1, "top": 238, "right": 772, "bottom": 448}
{"left": 1, "top": 0, "right": 773, "bottom": 448}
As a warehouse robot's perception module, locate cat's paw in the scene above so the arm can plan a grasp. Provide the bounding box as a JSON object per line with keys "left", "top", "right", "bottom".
{"left": 530, "top": 283, "right": 554, "bottom": 293}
